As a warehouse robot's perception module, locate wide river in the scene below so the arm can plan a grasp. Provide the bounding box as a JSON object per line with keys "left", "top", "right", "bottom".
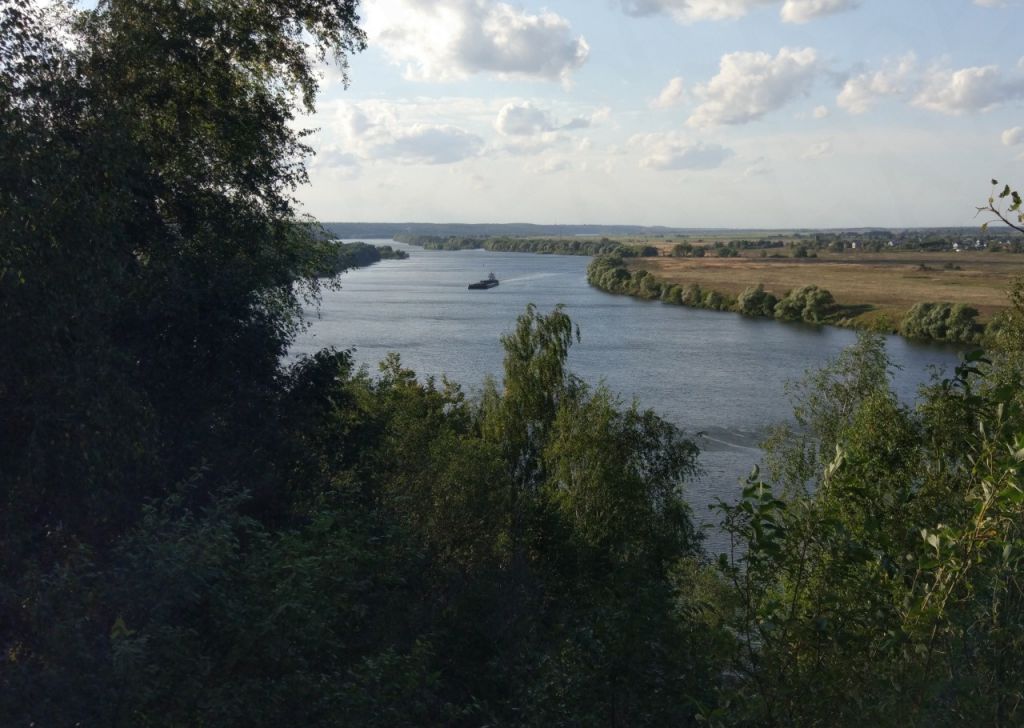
{"left": 293, "top": 240, "right": 963, "bottom": 551}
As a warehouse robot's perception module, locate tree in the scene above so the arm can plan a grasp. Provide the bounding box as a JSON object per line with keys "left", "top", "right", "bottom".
{"left": 1, "top": 0, "right": 366, "bottom": 541}
{"left": 2, "top": 3, "right": 369, "bottom": 722}
{"left": 737, "top": 284, "right": 779, "bottom": 318}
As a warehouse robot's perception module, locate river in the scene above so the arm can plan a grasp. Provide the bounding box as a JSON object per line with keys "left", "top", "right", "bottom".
{"left": 293, "top": 239, "right": 964, "bottom": 551}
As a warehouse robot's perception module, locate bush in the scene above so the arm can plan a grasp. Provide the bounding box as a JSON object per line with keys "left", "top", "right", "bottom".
{"left": 703, "top": 291, "right": 729, "bottom": 311}
{"left": 681, "top": 283, "right": 704, "bottom": 307}
{"left": 737, "top": 285, "right": 779, "bottom": 318}
{"left": 900, "top": 302, "right": 981, "bottom": 344}
{"left": 774, "top": 285, "right": 835, "bottom": 323}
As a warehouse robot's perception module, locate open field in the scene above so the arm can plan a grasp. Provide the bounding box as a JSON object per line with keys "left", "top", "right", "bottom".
{"left": 626, "top": 250, "right": 1024, "bottom": 325}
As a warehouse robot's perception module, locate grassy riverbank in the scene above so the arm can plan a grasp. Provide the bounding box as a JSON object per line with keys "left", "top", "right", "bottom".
{"left": 588, "top": 248, "right": 1024, "bottom": 343}
{"left": 630, "top": 249, "right": 1023, "bottom": 326}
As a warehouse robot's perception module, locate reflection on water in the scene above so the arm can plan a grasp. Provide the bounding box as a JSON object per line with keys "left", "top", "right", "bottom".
{"left": 294, "top": 240, "right": 963, "bottom": 551}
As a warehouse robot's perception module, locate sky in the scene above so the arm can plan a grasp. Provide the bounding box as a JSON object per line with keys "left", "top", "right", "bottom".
{"left": 293, "top": 0, "right": 1024, "bottom": 228}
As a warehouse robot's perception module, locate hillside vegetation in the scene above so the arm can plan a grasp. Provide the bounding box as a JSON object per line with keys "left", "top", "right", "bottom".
{"left": 4, "top": 3, "right": 1024, "bottom": 726}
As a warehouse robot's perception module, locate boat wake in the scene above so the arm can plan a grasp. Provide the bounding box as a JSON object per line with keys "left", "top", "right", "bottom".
{"left": 500, "top": 272, "right": 560, "bottom": 284}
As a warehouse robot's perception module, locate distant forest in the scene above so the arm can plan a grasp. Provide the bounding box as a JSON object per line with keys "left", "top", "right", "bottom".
{"left": 323, "top": 222, "right": 1009, "bottom": 242}
{"left": 322, "top": 222, "right": 690, "bottom": 239}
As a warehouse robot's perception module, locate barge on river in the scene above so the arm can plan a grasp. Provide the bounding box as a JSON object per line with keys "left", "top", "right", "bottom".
{"left": 468, "top": 273, "right": 499, "bottom": 290}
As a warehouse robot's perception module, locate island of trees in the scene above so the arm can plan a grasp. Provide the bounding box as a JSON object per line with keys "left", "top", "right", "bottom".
{"left": 316, "top": 241, "right": 408, "bottom": 277}
{"left": 4, "top": 2, "right": 1024, "bottom": 726}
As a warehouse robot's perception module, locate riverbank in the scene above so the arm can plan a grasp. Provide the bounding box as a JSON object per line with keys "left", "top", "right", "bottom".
{"left": 317, "top": 240, "right": 408, "bottom": 277}
{"left": 586, "top": 252, "right": 1019, "bottom": 344}
{"left": 390, "top": 234, "right": 1019, "bottom": 344}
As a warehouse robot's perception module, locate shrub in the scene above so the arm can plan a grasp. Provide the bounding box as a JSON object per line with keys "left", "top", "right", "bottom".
{"left": 775, "top": 285, "right": 835, "bottom": 323}
{"left": 900, "top": 302, "right": 981, "bottom": 344}
{"left": 737, "top": 285, "right": 779, "bottom": 318}
{"left": 681, "top": 283, "right": 704, "bottom": 306}
{"left": 703, "top": 291, "right": 729, "bottom": 310}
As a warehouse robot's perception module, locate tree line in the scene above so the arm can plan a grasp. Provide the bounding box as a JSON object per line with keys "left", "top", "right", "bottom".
{"left": 587, "top": 254, "right": 983, "bottom": 344}
{"left": 395, "top": 234, "right": 659, "bottom": 257}
{"left": 316, "top": 241, "right": 408, "bottom": 277}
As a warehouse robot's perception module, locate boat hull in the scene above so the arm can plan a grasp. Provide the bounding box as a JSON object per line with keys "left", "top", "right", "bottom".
{"left": 468, "top": 280, "right": 499, "bottom": 290}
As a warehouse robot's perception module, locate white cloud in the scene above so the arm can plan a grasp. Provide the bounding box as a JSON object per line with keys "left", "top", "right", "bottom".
{"left": 802, "top": 140, "right": 833, "bottom": 159}
{"left": 496, "top": 102, "right": 554, "bottom": 136}
{"left": 377, "top": 124, "right": 485, "bottom": 164}
{"left": 618, "top": 0, "right": 770, "bottom": 22}
{"left": 617, "top": 0, "right": 858, "bottom": 22}
{"left": 491, "top": 100, "right": 602, "bottom": 155}
{"left": 837, "top": 54, "right": 917, "bottom": 114}
{"left": 780, "top": 0, "right": 860, "bottom": 23}
{"left": 813, "top": 105, "right": 830, "bottom": 118}
{"left": 365, "top": 0, "right": 589, "bottom": 83}
{"left": 1002, "top": 126, "right": 1024, "bottom": 145}
{"left": 838, "top": 55, "right": 1024, "bottom": 115}
{"left": 632, "top": 133, "right": 734, "bottom": 170}
{"left": 688, "top": 47, "right": 821, "bottom": 127}
{"left": 913, "top": 64, "right": 1024, "bottom": 114}
{"left": 316, "top": 101, "right": 484, "bottom": 166}
{"left": 651, "top": 77, "right": 687, "bottom": 108}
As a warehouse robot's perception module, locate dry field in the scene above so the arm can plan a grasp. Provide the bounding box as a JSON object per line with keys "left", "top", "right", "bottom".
{"left": 627, "top": 250, "right": 1024, "bottom": 324}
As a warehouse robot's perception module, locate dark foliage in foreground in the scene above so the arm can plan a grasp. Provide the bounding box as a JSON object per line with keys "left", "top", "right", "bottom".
{"left": 3, "top": 3, "right": 1024, "bottom": 726}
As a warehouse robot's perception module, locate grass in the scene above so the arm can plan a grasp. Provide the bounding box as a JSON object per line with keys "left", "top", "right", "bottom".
{"left": 626, "top": 249, "right": 1024, "bottom": 327}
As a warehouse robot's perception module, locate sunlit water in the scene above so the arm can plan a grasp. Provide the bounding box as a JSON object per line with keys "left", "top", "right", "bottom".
{"left": 293, "top": 240, "right": 963, "bottom": 552}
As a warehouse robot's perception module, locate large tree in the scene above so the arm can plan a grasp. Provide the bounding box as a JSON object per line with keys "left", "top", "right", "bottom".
{"left": 1, "top": 0, "right": 365, "bottom": 540}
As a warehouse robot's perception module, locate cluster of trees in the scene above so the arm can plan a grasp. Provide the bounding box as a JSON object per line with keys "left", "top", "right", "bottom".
{"left": 316, "top": 242, "right": 408, "bottom": 277}
{"left": 397, "top": 234, "right": 658, "bottom": 257}
{"left": 672, "top": 240, "right": 786, "bottom": 259}
{"left": 900, "top": 302, "right": 982, "bottom": 344}
{"left": 795, "top": 228, "right": 1023, "bottom": 254}
{"left": 589, "top": 256, "right": 986, "bottom": 341}
{"left": 716, "top": 327, "right": 1024, "bottom": 724}
{"left": 1, "top": 4, "right": 710, "bottom": 724}
{"left": 5, "top": 3, "right": 1024, "bottom": 726}
{"left": 587, "top": 256, "right": 837, "bottom": 325}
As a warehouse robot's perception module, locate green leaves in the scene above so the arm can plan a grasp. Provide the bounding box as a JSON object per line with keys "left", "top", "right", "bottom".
{"left": 980, "top": 179, "right": 1024, "bottom": 235}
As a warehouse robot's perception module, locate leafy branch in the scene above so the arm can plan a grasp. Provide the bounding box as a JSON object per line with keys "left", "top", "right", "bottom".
{"left": 979, "top": 179, "right": 1024, "bottom": 235}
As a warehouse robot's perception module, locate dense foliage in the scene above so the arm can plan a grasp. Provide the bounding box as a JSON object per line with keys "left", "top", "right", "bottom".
{"left": 316, "top": 241, "right": 408, "bottom": 277}
{"left": 900, "top": 301, "right": 982, "bottom": 344}
{"left": 589, "top": 254, "right": 989, "bottom": 341}
{"left": 1, "top": 5, "right": 713, "bottom": 724}
{"left": 587, "top": 255, "right": 838, "bottom": 324}
{"left": 4, "top": 3, "right": 1024, "bottom": 726}
{"left": 717, "top": 326, "right": 1024, "bottom": 726}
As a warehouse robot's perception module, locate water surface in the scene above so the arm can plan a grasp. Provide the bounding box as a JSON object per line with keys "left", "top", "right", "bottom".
{"left": 294, "top": 240, "right": 963, "bottom": 550}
